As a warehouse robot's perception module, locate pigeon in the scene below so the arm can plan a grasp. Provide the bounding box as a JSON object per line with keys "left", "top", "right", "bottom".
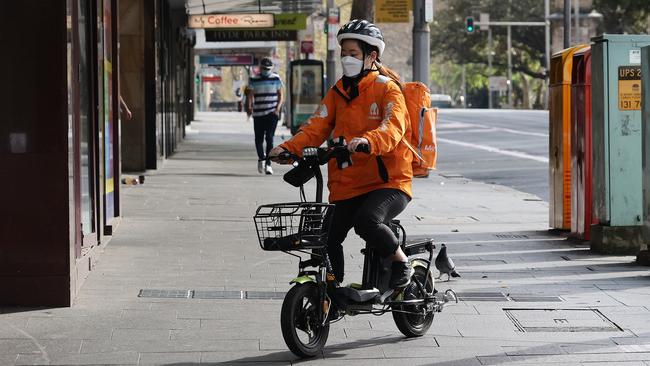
{"left": 435, "top": 244, "right": 460, "bottom": 281}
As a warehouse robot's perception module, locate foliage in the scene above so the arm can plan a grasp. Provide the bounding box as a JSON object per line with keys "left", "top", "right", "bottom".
{"left": 593, "top": 0, "right": 650, "bottom": 34}
{"left": 430, "top": 0, "right": 547, "bottom": 82}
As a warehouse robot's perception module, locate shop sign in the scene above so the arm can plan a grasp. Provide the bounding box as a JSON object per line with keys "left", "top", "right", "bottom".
{"left": 273, "top": 13, "right": 307, "bottom": 30}
{"left": 300, "top": 40, "right": 314, "bottom": 54}
{"left": 202, "top": 75, "right": 222, "bottom": 82}
{"left": 327, "top": 7, "right": 339, "bottom": 51}
{"left": 376, "top": 0, "right": 410, "bottom": 23}
{"left": 188, "top": 13, "right": 274, "bottom": 29}
{"left": 199, "top": 54, "right": 254, "bottom": 65}
{"left": 205, "top": 29, "right": 297, "bottom": 42}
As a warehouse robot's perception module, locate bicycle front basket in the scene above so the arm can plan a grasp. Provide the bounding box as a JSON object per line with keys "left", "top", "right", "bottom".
{"left": 253, "top": 202, "right": 334, "bottom": 251}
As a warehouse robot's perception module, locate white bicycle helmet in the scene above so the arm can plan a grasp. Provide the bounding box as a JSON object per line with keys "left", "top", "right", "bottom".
{"left": 337, "top": 19, "right": 385, "bottom": 57}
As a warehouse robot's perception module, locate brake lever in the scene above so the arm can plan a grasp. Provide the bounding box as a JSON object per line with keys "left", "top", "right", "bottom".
{"left": 278, "top": 151, "right": 299, "bottom": 163}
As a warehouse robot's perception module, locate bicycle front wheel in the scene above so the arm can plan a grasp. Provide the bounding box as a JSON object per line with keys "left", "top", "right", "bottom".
{"left": 280, "top": 283, "right": 329, "bottom": 358}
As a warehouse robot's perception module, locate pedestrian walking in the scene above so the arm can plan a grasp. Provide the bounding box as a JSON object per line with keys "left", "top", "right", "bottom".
{"left": 246, "top": 57, "right": 284, "bottom": 175}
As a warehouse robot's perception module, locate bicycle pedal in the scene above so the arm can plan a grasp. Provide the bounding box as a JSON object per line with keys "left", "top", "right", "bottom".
{"left": 379, "top": 289, "right": 394, "bottom": 303}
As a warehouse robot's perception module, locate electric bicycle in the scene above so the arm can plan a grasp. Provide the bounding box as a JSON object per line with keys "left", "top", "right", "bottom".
{"left": 253, "top": 143, "right": 457, "bottom": 358}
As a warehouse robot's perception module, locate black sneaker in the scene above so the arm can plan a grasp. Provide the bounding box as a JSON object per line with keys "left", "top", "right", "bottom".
{"left": 389, "top": 261, "right": 413, "bottom": 289}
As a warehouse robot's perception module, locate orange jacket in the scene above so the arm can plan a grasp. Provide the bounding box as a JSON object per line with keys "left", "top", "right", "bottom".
{"left": 280, "top": 71, "right": 413, "bottom": 202}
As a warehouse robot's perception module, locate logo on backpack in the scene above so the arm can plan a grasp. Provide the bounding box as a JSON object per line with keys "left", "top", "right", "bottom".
{"left": 369, "top": 102, "right": 380, "bottom": 120}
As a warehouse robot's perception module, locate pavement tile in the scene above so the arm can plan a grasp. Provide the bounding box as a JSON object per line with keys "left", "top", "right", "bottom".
{"left": 200, "top": 350, "right": 296, "bottom": 364}
{"left": 22, "top": 317, "right": 115, "bottom": 340}
{"left": 580, "top": 362, "right": 647, "bottom": 366}
{"left": 171, "top": 328, "right": 272, "bottom": 341}
{"left": 16, "top": 351, "right": 139, "bottom": 365}
{"left": 613, "top": 337, "right": 650, "bottom": 346}
{"left": 502, "top": 344, "right": 566, "bottom": 355}
{"left": 0, "top": 338, "right": 82, "bottom": 355}
{"left": 81, "top": 339, "right": 259, "bottom": 354}
{"left": 0, "top": 353, "right": 17, "bottom": 365}
{"left": 111, "top": 328, "right": 170, "bottom": 342}
{"left": 138, "top": 351, "right": 201, "bottom": 365}
{"left": 0, "top": 317, "right": 30, "bottom": 339}
{"left": 323, "top": 345, "right": 386, "bottom": 359}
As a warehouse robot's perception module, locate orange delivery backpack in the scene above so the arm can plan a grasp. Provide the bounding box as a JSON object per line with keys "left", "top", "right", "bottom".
{"left": 402, "top": 82, "right": 438, "bottom": 178}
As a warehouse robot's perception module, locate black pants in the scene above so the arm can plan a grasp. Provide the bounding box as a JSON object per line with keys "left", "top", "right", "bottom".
{"left": 253, "top": 112, "right": 279, "bottom": 161}
{"left": 325, "top": 188, "right": 410, "bottom": 283}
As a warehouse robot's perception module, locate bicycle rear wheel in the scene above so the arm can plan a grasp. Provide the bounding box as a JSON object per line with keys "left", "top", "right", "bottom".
{"left": 392, "top": 266, "right": 435, "bottom": 337}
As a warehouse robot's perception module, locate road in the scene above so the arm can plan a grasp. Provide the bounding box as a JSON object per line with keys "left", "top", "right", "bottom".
{"left": 435, "top": 109, "right": 549, "bottom": 201}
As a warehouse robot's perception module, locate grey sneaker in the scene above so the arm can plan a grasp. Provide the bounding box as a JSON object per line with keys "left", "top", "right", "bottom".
{"left": 389, "top": 261, "right": 413, "bottom": 289}
{"left": 265, "top": 162, "right": 273, "bottom": 175}
{"left": 257, "top": 160, "right": 265, "bottom": 174}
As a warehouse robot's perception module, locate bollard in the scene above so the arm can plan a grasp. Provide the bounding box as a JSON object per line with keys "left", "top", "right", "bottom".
{"left": 590, "top": 34, "right": 650, "bottom": 254}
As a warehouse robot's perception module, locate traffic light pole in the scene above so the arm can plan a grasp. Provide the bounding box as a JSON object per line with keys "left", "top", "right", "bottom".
{"left": 488, "top": 28, "right": 493, "bottom": 109}
{"left": 412, "top": 0, "right": 430, "bottom": 85}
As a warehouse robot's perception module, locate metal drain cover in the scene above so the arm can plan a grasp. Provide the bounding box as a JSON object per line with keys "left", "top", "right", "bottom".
{"left": 457, "top": 292, "right": 508, "bottom": 302}
{"left": 193, "top": 291, "right": 243, "bottom": 299}
{"left": 505, "top": 309, "right": 622, "bottom": 332}
{"left": 507, "top": 295, "right": 563, "bottom": 303}
{"left": 494, "top": 234, "right": 529, "bottom": 239}
{"left": 245, "top": 291, "right": 286, "bottom": 300}
{"left": 138, "top": 289, "right": 192, "bottom": 299}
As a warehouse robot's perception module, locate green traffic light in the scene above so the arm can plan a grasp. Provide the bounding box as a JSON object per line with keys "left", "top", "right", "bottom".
{"left": 466, "top": 16, "right": 474, "bottom": 33}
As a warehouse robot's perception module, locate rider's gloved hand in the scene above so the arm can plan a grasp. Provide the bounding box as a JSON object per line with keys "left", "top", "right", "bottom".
{"left": 348, "top": 137, "right": 370, "bottom": 153}
{"left": 268, "top": 146, "right": 292, "bottom": 164}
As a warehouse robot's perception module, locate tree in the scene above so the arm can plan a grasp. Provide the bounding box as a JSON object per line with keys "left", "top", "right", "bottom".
{"left": 350, "top": 0, "right": 374, "bottom": 21}
{"left": 593, "top": 0, "right": 650, "bottom": 34}
{"left": 431, "top": 0, "right": 546, "bottom": 81}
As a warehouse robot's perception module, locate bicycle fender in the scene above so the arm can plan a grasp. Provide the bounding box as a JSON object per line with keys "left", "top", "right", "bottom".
{"left": 289, "top": 275, "right": 316, "bottom": 285}
{"left": 410, "top": 258, "right": 435, "bottom": 287}
{"left": 410, "top": 258, "right": 430, "bottom": 270}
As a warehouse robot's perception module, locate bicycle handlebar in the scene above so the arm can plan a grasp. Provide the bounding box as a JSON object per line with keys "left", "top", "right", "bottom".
{"left": 278, "top": 144, "right": 369, "bottom": 165}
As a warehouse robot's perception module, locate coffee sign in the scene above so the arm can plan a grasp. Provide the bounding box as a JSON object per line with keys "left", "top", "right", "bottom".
{"left": 188, "top": 14, "right": 274, "bottom": 29}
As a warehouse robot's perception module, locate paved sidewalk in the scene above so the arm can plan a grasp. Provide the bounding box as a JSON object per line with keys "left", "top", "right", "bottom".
{"left": 1, "top": 112, "right": 650, "bottom": 366}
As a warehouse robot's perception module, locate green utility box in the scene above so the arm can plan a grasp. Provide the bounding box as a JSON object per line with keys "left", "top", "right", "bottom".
{"left": 591, "top": 34, "right": 650, "bottom": 254}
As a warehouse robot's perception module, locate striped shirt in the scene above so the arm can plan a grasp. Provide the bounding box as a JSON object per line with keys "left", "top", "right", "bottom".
{"left": 248, "top": 73, "right": 283, "bottom": 117}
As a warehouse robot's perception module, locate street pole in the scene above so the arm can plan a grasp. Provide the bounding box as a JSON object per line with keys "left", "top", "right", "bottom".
{"left": 412, "top": 0, "right": 430, "bottom": 85}
{"left": 574, "top": 0, "right": 580, "bottom": 43}
{"left": 326, "top": 0, "right": 336, "bottom": 88}
{"left": 544, "top": 0, "right": 550, "bottom": 109}
{"left": 564, "top": 0, "right": 571, "bottom": 48}
{"left": 488, "top": 28, "right": 493, "bottom": 109}
{"left": 461, "top": 64, "right": 467, "bottom": 108}
{"left": 507, "top": 25, "right": 512, "bottom": 108}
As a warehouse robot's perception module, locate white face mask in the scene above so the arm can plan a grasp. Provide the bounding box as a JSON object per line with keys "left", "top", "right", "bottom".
{"left": 341, "top": 56, "right": 364, "bottom": 78}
